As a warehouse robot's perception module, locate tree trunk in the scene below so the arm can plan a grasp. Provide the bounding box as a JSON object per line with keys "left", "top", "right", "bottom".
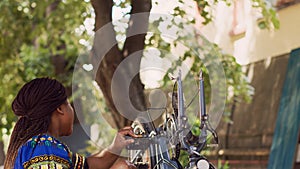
{"left": 91, "top": 0, "right": 152, "bottom": 129}
{"left": 0, "top": 141, "right": 5, "bottom": 165}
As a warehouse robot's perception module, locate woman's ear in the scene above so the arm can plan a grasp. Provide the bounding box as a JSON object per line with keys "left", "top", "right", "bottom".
{"left": 56, "top": 105, "right": 64, "bottom": 115}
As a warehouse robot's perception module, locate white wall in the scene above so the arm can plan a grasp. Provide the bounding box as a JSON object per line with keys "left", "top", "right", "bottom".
{"left": 199, "top": 1, "right": 300, "bottom": 65}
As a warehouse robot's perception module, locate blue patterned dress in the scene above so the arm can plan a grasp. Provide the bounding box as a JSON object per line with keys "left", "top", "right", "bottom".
{"left": 14, "top": 134, "right": 88, "bottom": 169}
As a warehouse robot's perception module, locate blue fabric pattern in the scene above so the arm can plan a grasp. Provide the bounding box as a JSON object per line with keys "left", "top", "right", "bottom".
{"left": 14, "top": 134, "right": 88, "bottom": 169}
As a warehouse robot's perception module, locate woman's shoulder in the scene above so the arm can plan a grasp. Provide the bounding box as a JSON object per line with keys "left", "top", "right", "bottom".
{"left": 16, "top": 134, "right": 72, "bottom": 168}
{"left": 26, "top": 134, "right": 70, "bottom": 151}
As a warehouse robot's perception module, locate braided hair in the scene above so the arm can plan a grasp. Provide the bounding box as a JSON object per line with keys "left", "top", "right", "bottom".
{"left": 4, "top": 77, "right": 67, "bottom": 169}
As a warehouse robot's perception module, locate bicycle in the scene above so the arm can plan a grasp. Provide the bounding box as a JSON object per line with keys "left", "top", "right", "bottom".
{"left": 127, "top": 70, "right": 218, "bottom": 169}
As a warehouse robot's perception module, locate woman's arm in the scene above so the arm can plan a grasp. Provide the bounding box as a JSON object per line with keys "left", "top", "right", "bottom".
{"left": 86, "top": 127, "right": 135, "bottom": 169}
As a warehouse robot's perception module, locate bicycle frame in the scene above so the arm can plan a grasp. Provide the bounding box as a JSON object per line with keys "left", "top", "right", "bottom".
{"left": 129, "top": 70, "right": 218, "bottom": 169}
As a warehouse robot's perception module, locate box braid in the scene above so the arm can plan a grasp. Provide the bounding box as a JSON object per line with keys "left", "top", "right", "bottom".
{"left": 4, "top": 77, "right": 67, "bottom": 169}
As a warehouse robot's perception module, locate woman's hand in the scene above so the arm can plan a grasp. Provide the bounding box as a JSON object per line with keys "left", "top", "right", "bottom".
{"left": 108, "top": 126, "right": 137, "bottom": 155}
{"left": 87, "top": 126, "right": 138, "bottom": 169}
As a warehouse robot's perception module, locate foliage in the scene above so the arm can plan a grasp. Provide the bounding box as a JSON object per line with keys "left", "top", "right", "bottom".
{"left": 0, "top": 0, "right": 278, "bottom": 162}
{"left": 0, "top": 0, "right": 91, "bottom": 138}
{"left": 175, "top": 0, "right": 280, "bottom": 30}
{"left": 252, "top": 0, "right": 280, "bottom": 29}
{"left": 218, "top": 160, "right": 230, "bottom": 169}
{"left": 144, "top": 5, "right": 253, "bottom": 116}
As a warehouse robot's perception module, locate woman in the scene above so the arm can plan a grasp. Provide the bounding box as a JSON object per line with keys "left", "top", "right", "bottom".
{"left": 4, "top": 77, "right": 136, "bottom": 169}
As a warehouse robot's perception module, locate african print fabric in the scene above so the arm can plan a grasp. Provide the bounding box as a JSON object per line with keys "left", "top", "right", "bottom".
{"left": 14, "top": 134, "right": 88, "bottom": 169}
